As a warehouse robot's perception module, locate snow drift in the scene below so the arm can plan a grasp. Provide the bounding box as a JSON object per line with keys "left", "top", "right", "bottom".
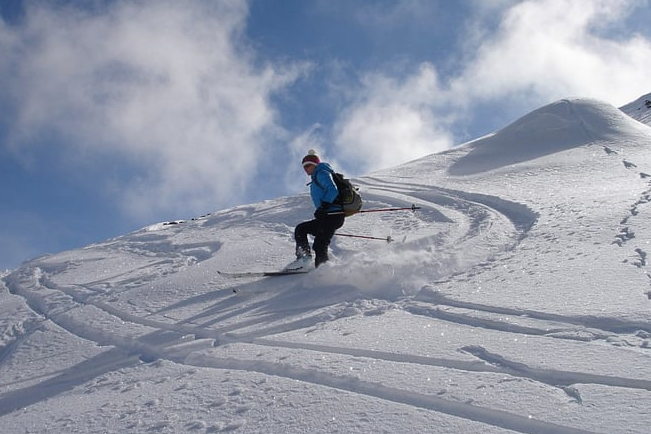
{"left": 449, "top": 98, "right": 650, "bottom": 175}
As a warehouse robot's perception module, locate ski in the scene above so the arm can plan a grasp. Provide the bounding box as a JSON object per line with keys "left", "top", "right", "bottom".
{"left": 218, "top": 269, "right": 310, "bottom": 279}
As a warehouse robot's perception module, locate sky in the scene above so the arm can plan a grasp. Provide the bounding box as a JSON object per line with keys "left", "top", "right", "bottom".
{"left": 1, "top": 0, "right": 650, "bottom": 271}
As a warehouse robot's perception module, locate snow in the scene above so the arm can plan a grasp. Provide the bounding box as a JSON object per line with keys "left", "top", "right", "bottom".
{"left": 2, "top": 96, "right": 651, "bottom": 433}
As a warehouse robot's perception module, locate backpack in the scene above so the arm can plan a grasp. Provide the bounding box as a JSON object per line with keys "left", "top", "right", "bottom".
{"left": 314, "top": 170, "right": 363, "bottom": 217}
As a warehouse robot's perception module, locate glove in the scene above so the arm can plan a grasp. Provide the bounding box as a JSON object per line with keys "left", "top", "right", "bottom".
{"left": 314, "top": 207, "right": 329, "bottom": 220}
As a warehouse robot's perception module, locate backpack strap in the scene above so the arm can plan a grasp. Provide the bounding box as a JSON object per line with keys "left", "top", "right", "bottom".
{"left": 310, "top": 165, "right": 332, "bottom": 190}
{"left": 311, "top": 167, "right": 342, "bottom": 207}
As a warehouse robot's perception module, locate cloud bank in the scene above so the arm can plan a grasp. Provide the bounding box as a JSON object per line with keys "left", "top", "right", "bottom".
{"left": 0, "top": 0, "right": 303, "bottom": 220}
{"left": 333, "top": 64, "right": 455, "bottom": 173}
{"left": 453, "top": 0, "right": 651, "bottom": 104}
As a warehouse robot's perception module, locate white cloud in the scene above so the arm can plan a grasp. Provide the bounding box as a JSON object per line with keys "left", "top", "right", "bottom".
{"left": 332, "top": 63, "right": 455, "bottom": 174}
{"left": 453, "top": 0, "right": 651, "bottom": 106}
{"left": 286, "top": 124, "right": 325, "bottom": 180}
{"left": 0, "top": 0, "right": 304, "bottom": 219}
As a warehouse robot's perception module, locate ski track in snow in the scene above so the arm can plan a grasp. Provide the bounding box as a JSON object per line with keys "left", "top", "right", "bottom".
{"left": 3, "top": 165, "right": 650, "bottom": 434}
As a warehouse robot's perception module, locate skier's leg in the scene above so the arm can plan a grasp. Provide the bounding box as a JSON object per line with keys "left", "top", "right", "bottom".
{"left": 294, "top": 220, "right": 317, "bottom": 257}
{"left": 313, "top": 215, "right": 345, "bottom": 267}
{"left": 286, "top": 220, "right": 322, "bottom": 271}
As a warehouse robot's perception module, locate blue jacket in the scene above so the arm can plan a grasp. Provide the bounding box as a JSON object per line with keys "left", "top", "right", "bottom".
{"left": 310, "top": 163, "right": 342, "bottom": 212}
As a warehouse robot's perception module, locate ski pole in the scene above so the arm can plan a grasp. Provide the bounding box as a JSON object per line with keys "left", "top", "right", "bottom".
{"left": 335, "top": 233, "right": 394, "bottom": 242}
{"left": 358, "top": 204, "right": 421, "bottom": 214}
{"left": 328, "top": 204, "right": 421, "bottom": 216}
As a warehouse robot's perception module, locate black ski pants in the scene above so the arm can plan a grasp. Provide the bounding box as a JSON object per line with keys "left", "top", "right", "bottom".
{"left": 294, "top": 214, "right": 345, "bottom": 267}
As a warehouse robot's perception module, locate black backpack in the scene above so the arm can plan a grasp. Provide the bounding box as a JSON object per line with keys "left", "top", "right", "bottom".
{"left": 314, "top": 170, "right": 363, "bottom": 217}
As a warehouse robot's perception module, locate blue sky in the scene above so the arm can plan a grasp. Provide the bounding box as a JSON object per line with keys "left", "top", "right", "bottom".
{"left": 1, "top": 0, "right": 650, "bottom": 270}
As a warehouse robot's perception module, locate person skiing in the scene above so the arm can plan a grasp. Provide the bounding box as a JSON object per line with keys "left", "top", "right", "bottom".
{"left": 287, "top": 149, "right": 345, "bottom": 270}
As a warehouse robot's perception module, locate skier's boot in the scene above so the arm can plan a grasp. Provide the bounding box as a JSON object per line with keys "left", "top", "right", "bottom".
{"left": 285, "top": 245, "right": 313, "bottom": 272}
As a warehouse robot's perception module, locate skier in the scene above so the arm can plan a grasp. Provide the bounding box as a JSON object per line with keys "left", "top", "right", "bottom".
{"left": 287, "top": 149, "right": 345, "bottom": 270}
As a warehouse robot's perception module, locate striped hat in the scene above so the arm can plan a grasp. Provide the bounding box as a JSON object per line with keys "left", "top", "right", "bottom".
{"left": 301, "top": 149, "right": 321, "bottom": 167}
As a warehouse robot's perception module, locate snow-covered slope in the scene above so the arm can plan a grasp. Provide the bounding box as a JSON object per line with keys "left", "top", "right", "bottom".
{"left": 621, "top": 92, "right": 651, "bottom": 126}
{"left": 2, "top": 96, "right": 651, "bottom": 433}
